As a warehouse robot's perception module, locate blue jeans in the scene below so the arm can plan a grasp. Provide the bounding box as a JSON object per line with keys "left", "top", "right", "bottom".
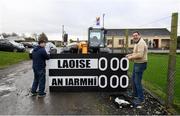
{"left": 132, "top": 62, "right": 147, "bottom": 101}
{"left": 32, "top": 68, "right": 46, "bottom": 95}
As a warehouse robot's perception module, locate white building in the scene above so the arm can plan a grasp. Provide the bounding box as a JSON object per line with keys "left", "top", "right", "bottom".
{"left": 106, "top": 28, "right": 170, "bottom": 49}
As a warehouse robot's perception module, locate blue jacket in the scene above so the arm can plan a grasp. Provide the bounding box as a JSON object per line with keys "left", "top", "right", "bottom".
{"left": 32, "top": 46, "right": 50, "bottom": 70}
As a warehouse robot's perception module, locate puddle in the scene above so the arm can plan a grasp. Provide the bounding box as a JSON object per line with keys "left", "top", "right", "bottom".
{"left": 0, "top": 84, "right": 16, "bottom": 93}
{"left": 7, "top": 73, "right": 17, "bottom": 77}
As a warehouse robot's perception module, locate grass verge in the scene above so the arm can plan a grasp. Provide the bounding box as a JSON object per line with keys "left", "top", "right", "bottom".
{"left": 0, "top": 51, "right": 29, "bottom": 69}
{"left": 129, "top": 53, "right": 180, "bottom": 113}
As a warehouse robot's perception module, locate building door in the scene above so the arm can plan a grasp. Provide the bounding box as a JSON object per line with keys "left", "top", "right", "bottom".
{"left": 153, "top": 39, "right": 159, "bottom": 48}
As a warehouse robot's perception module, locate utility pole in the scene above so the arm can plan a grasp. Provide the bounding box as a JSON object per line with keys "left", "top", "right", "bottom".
{"left": 103, "top": 13, "right": 105, "bottom": 28}
{"left": 62, "top": 25, "right": 64, "bottom": 38}
{"left": 125, "top": 29, "right": 129, "bottom": 53}
{"left": 112, "top": 35, "right": 114, "bottom": 53}
{"left": 62, "top": 25, "right": 65, "bottom": 46}
{"left": 166, "top": 12, "right": 178, "bottom": 108}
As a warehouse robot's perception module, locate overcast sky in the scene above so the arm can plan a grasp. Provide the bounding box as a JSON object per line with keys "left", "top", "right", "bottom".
{"left": 0, "top": 0, "right": 180, "bottom": 40}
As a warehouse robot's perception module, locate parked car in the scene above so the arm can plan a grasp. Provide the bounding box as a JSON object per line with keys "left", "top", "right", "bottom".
{"left": 21, "top": 42, "right": 33, "bottom": 48}
{"left": 0, "top": 39, "right": 25, "bottom": 52}
{"left": 29, "top": 42, "right": 57, "bottom": 59}
{"left": 61, "top": 42, "right": 78, "bottom": 53}
{"left": 45, "top": 42, "right": 57, "bottom": 54}
{"left": 31, "top": 42, "right": 38, "bottom": 48}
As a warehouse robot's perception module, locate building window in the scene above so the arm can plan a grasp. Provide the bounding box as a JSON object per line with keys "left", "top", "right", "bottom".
{"left": 130, "top": 39, "right": 134, "bottom": 44}
{"left": 144, "top": 39, "right": 148, "bottom": 45}
{"left": 119, "top": 39, "right": 124, "bottom": 45}
{"left": 107, "top": 39, "right": 112, "bottom": 45}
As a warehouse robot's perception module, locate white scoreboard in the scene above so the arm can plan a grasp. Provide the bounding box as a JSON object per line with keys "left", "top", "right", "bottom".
{"left": 48, "top": 54, "right": 129, "bottom": 92}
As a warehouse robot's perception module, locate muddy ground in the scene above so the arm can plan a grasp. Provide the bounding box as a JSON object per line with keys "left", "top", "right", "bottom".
{"left": 0, "top": 60, "right": 169, "bottom": 115}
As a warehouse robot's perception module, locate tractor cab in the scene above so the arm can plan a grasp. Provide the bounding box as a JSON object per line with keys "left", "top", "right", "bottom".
{"left": 88, "top": 27, "right": 110, "bottom": 53}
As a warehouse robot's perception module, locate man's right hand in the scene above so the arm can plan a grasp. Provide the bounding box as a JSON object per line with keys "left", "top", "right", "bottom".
{"left": 126, "top": 54, "right": 132, "bottom": 58}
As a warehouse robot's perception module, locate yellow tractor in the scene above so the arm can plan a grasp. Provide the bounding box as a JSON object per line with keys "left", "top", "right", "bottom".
{"left": 61, "top": 27, "right": 111, "bottom": 54}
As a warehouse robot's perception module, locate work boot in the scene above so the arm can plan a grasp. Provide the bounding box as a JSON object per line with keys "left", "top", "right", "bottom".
{"left": 31, "top": 91, "right": 38, "bottom": 96}
{"left": 38, "top": 92, "right": 46, "bottom": 97}
{"left": 133, "top": 99, "right": 144, "bottom": 108}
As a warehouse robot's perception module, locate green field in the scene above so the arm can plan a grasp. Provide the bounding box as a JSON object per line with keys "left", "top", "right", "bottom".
{"left": 0, "top": 51, "right": 29, "bottom": 68}
{"left": 129, "top": 54, "right": 180, "bottom": 112}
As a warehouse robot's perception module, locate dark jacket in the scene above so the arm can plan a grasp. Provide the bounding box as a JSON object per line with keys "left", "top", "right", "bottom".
{"left": 32, "top": 46, "right": 50, "bottom": 70}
